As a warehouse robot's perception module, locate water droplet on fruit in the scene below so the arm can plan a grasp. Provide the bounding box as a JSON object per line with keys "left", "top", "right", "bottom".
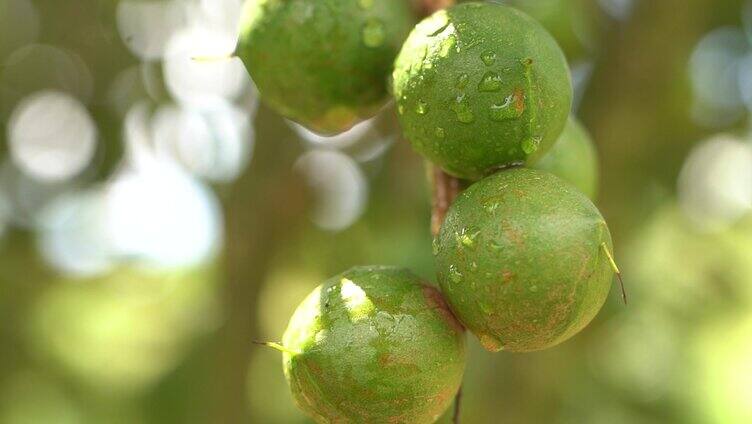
{"left": 490, "top": 101, "right": 513, "bottom": 121}
{"left": 478, "top": 72, "right": 502, "bottom": 92}
{"left": 521, "top": 136, "right": 541, "bottom": 154}
{"left": 451, "top": 95, "right": 474, "bottom": 123}
{"left": 481, "top": 51, "right": 497, "bottom": 66}
{"left": 483, "top": 201, "right": 500, "bottom": 214}
{"left": 490, "top": 92, "right": 525, "bottom": 122}
{"left": 449, "top": 265, "right": 463, "bottom": 284}
{"left": 416, "top": 100, "right": 429, "bottom": 115}
{"left": 362, "top": 19, "right": 385, "bottom": 48}
{"left": 397, "top": 104, "right": 405, "bottom": 115}
{"left": 456, "top": 73, "right": 470, "bottom": 89}
{"left": 435, "top": 127, "right": 446, "bottom": 139}
{"left": 358, "top": 0, "right": 374, "bottom": 10}
{"left": 455, "top": 227, "right": 480, "bottom": 248}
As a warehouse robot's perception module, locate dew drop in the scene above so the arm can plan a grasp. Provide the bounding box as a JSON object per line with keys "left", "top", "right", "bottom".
{"left": 483, "top": 201, "right": 500, "bottom": 214}
{"left": 530, "top": 285, "right": 539, "bottom": 293}
{"left": 448, "top": 265, "right": 463, "bottom": 284}
{"left": 362, "top": 19, "right": 385, "bottom": 48}
{"left": 478, "top": 72, "right": 502, "bottom": 92}
{"left": 521, "top": 136, "right": 541, "bottom": 154}
{"left": 451, "top": 95, "right": 474, "bottom": 123}
{"left": 397, "top": 104, "right": 405, "bottom": 115}
{"left": 490, "top": 92, "right": 525, "bottom": 122}
{"left": 416, "top": 99, "right": 429, "bottom": 115}
{"left": 481, "top": 50, "right": 497, "bottom": 66}
{"left": 455, "top": 227, "right": 480, "bottom": 248}
{"left": 456, "top": 73, "right": 470, "bottom": 89}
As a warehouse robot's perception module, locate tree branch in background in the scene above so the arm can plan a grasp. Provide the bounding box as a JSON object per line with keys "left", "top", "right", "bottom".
{"left": 210, "top": 108, "right": 307, "bottom": 423}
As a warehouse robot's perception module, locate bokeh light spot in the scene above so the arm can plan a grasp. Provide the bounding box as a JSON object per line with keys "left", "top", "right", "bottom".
{"left": 8, "top": 91, "right": 98, "bottom": 183}
{"left": 295, "top": 150, "right": 368, "bottom": 231}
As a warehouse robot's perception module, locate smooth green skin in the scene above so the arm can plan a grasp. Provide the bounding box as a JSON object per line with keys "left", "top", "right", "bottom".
{"left": 392, "top": 2, "right": 572, "bottom": 179}
{"left": 534, "top": 117, "right": 599, "bottom": 199}
{"left": 435, "top": 168, "right": 614, "bottom": 352}
{"left": 281, "top": 266, "right": 466, "bottom": 424}
{"left": 237, "top": 0, "right": 414, "bottom": 135}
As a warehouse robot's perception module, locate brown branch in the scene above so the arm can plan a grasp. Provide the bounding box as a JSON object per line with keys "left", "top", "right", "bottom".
{"left": 209, "top": 110, "right": 307, "bottom": 423}
{"left": 431, "top": 165, "right": 462, "bottom": 237}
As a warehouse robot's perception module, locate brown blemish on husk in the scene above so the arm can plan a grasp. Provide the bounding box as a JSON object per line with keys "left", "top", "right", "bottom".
{"left": 513, "top": 88, "right": 525, "bottom": 115}
{"left": 501, "top": 270, "right": 515, "bottom": 284}
{"left": 500, "top": 219, "right": 525, "bottom": 247}
{"left": 377, "top": 353, "right": 422, "bottom": 375}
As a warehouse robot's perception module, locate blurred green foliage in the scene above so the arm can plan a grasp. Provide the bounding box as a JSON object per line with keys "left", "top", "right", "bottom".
{"left": 1, "top": 0, "right": 752, "bottom": 423}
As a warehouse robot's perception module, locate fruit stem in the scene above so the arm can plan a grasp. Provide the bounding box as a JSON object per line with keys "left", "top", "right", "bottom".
{"left": 600, "top": 243, "right": 627, "bottom": 305}
{"left": 252, "top": 340, "right": 299, "bottom": 355}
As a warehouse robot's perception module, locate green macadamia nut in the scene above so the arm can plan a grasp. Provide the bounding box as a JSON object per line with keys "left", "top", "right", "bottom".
{"left": 392, "top": 2, "right": 572, "bottom": 179}
{"left": 534, "top": 116, "right": 599, "bottom": 199}
{"left": 435, "top": 168, "right": 615, "bottom": 352}
{"left": 281, "top": 266, "right": 466, "bottom": 424}
{"left": 237, "top": 0, "right": 415, "bottom": 134}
